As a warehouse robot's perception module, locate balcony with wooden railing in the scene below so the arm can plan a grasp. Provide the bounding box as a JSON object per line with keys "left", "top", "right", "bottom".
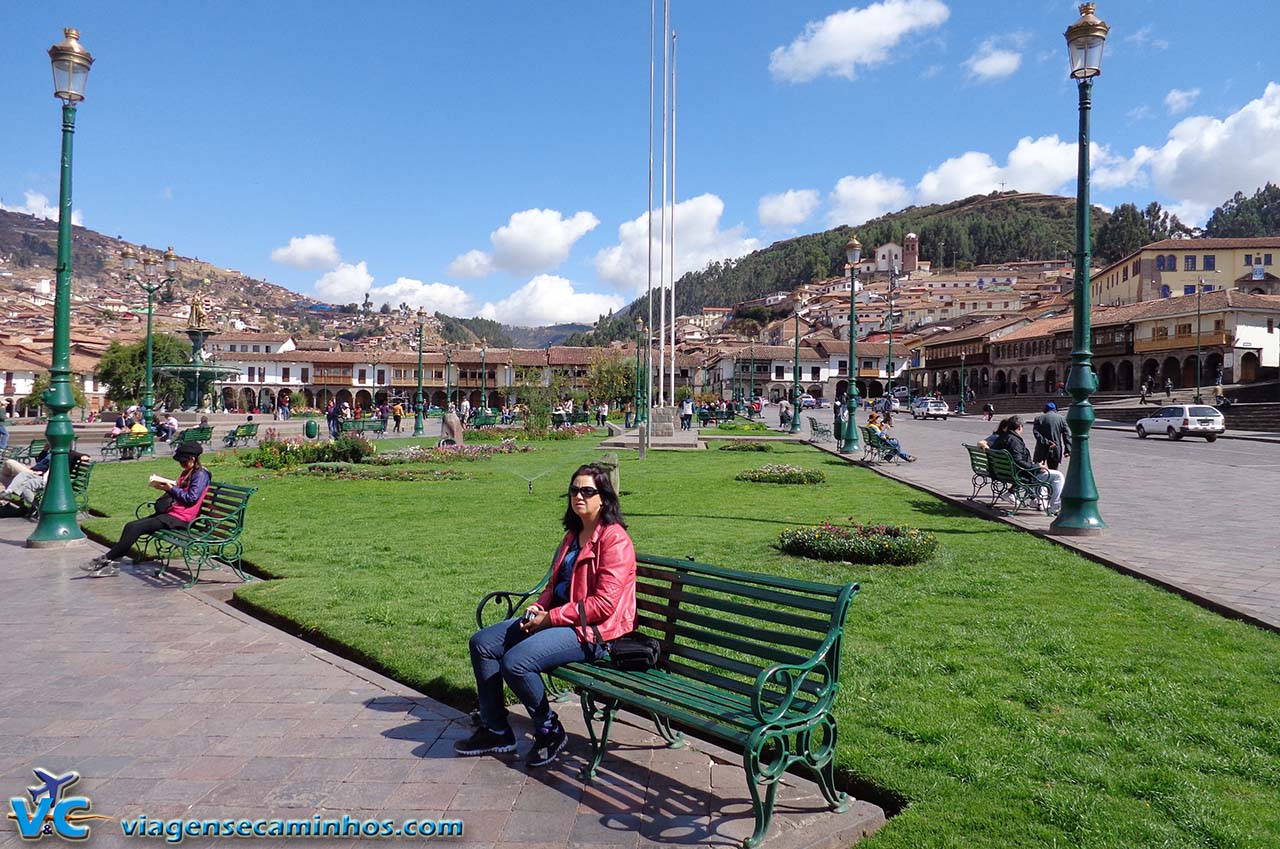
{"left": 1134, "top": 330, "right": 1233, "bottom": 353}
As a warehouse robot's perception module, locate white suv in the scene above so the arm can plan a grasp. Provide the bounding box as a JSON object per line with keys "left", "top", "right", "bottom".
{"left": 1135, "top": 405, "right": 1225, "bottom": 442}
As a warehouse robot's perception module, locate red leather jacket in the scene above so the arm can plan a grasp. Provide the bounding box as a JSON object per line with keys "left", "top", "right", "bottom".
{"left": 536, "top": 522, "right": 637, "bottom": 643}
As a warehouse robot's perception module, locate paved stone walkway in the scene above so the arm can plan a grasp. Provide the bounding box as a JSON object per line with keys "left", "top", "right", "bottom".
{"left": 769, "top": 406, "right": 1280, "bottom": 630}
{"left": 0, "top": 517, "right": 883, "bottom": 848}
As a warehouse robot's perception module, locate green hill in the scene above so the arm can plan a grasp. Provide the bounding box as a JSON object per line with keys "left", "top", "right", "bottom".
{"left": 565, "top": 191, "right": 1107, "bottom": 346}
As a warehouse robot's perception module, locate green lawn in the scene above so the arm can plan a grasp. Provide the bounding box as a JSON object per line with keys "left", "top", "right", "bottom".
{"left": 84, "top": 438, "right": 1280, "bottom": 849}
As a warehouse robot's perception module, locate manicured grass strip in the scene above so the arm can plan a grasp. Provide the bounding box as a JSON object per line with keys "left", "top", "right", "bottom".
{"left": 83, "top": 439, "right": 1280, "bottom": 849}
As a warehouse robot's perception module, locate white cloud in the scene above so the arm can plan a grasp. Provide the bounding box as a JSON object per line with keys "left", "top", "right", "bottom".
{"left": 314, "top": 261, "right": 373, "bottom": 303}
{"left": 1141, "top": 82, "right": 1280, "bottom": 224}
{"left": 368, "top": 277, "right": 474, "bottom": 316}
{"left": 759, "top": 189, "right": 820, "bottom": 229}
{"left": 916, "top": 135, "right": 1083, "bottom": 202}
{"left": 769, "top": 0, "right": 950, "bottom": 83}
{"left": 446, "top": 249, "right": 493, "bottom": 278}
{"left": 1164, "top": 87, "right": 1201, "bottom": 115}
{"left": 477, "top": 275, "right": 625, "bottom": 326}
{"left": 449, "top": 208, "right": 599, "bottom": 277}
{"left": 964, "top": 37, "right": 1022, "bottom": 81}
{"left": 1126, "top": 105, "right": 1154, "bottom": 122}
{"left": 1126, "top": 25, "right": 1169, "bottom": 52}
{"left": 0, "top": 190, "right": 82, "bottom": 226}
{"left": 270, "top": 234, "right": 341, "bottom": 270}
{"left": 827, "top": 175, "right": 912, "bottom": 226}
{"left": 593, "top": 194, "right": 760, "bottom": 293}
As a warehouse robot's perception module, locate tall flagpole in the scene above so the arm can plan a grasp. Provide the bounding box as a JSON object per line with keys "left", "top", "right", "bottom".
{"left": 658, "top": 0, "right": 670, "bottom": 406}
{"left": 669, "top": 30, "right": 678, "bottom": 405}
{"left": 646, "top": 0, "right": 655, "bottom": 427}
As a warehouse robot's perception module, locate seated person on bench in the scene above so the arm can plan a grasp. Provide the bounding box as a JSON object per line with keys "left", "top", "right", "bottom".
{"left": 82, "top": 443, "right": 211, "bottom": 577}
{"left": 867, "top": 413, "right": 916, "bottom": 462}
{"left": 1, "top": 448, "right": 89, "bottom": 513}
{"left": 454, "top": 464, "right": 636, "bottom": 769}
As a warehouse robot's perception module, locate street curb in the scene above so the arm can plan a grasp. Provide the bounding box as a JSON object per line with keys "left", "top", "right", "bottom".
{"left": 798, "top": 436, "right": 1280, "bottom": 637}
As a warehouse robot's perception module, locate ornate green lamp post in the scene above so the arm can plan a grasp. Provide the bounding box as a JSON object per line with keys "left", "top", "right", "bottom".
{"left": 789, "top": 308, "right": 803, "bottom": 434}
{"left": 959, "top": 351, "right": 967, "bottom": 414}
{"left": 413, "top": 308, "right": 426, "bottom": 436}
{"left": 479, "top": 338, "right": 487, "bottom": 414}
{"left": 839, "top": 236, "right": 862, "bottom": 453}
{"left": 1052, "top": 2, "right": 1109, "bottom": 536}
{"left": 121, "top": 245, "right": 177, "bottom": 429}
{"left": 887, "top": 262, "right": 898, "bottom": 400}
{"left": 30, "top": 28, "right": 93, "bottom": 547}
{"left": 444, "top": 344, "right": 453, "bottom": 410}
{"left": 749, "top": 345, "right": 756, "bottom": 411}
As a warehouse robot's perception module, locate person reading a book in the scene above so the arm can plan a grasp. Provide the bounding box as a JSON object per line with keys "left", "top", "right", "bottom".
{"left": 83, "top": 442, "right": 211, "bottom": 577}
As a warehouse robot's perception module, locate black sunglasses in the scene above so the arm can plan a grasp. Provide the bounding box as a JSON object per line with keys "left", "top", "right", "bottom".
{"left": 568, "top": 485, "right": 600, "bottom": 498}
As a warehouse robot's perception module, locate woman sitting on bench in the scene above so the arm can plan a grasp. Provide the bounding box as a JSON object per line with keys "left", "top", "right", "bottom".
{"left": 82, "top": 442, "right": 211, "bottom": 577}
{"left": 455, "top": 464, "right": 637, "bottom": 768}
{"left": 867, "top": 413, "right": 916, "bottom": 462}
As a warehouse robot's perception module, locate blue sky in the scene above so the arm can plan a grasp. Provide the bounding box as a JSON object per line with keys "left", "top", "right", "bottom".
{"left": 4, "top": 1, "right": 1278, "bottom": 325}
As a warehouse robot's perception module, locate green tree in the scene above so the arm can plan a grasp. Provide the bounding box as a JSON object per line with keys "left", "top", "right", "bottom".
{"left": 379, "top": 302, "right": 392, "bottom": 315}
{"left": 587, "top": 352, "right": 633, "bottom": 405}
{"left": 1205, "top": 184, "right": 1280, "bottom": 238}
{"left": 20, "top": 373, "right": 87, "bottom": 415}
{"left": 95, "top": 334, "right": 190, "bottom": 408}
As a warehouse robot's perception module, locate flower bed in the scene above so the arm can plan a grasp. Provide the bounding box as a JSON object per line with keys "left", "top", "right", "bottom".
{"left": 297, "top": 462, "right": 470, "bottom": 482}
{"left": 465, "top": 424, "right": 596, "bottom": 442}
{"left": 714, "top": 420, "right": 770, "bottom": 434}
{"left": 238, "top": 436, "right": 375, "bottom": 470}
{"left": 717, "top": 441, "right": 775, "bottom": 452}
{"left": 778, "top": 519, "right": 938, "bottom": 565}
{"left": 366, "top": 441, "right": 532, "bottom": 464}
{"left": 734, "top": 463, "right": 825, "bottom": 485}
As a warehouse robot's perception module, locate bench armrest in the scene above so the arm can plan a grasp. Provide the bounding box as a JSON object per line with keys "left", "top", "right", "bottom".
{"left": 751, "top": 630, "right": 842, "bottom": 725}
{"left": 475, "top": 567, "right": 553, "bottom": 628}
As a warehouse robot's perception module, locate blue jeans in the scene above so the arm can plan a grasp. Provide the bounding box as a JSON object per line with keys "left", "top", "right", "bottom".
{"left": 0, "top": 423, "right": 7, "bottom": 450}
{"left": 885, "top": 437, "right": 912, "bottom": 460}
{"left": 469, "top": 617, "right": 604, "bottom": 732}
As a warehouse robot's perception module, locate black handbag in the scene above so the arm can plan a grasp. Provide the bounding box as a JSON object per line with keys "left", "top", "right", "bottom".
{"left": 578, "top": 601, "right": 662, "bottom": 671}
{"left": 153, "top": 494, "right": 175, "bottom": 515}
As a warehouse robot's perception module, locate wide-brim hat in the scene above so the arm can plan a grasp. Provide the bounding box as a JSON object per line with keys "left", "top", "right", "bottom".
{"left": 173, "top": 442, "right": 203, "bottom": 461}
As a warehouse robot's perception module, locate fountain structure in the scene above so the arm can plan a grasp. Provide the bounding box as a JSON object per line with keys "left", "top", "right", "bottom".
{"left": 153, "top": 293, "right": 239, "bottom": 411}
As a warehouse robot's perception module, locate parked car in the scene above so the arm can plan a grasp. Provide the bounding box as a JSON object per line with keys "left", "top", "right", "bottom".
{"left": 1135, "top": 404, "right": 1225, "bottom": 442}
{"left": 911, "top": 398, "right": 950, "bottom": 420}
{"left": 891, "top": 385, "right": 912, "bottom": 400}
{"left": 799, "top": 393, "right": 817, "bottom": 409}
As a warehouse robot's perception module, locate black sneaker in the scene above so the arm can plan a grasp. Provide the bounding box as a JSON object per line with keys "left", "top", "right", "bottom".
{"left": 526, "top": 721, "right": 566, "bottom": 768}
{"left": 453, "top": 726, "right": 516, "bottom": 757}
{"left": 81, "top": 555, "right": 120, "bottom": 573}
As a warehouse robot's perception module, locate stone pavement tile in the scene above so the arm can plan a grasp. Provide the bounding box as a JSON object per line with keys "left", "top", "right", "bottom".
{"left": 449, "top": 781, "right": 525, "bottom": 812}
{"left": 173, "top": 755, "right": 253, "bottom": 781}
{"left": 289, "top": 758, "right": 360, "bottom": 782}
{"left": 445, "top": 810, "right": 511, "bottom": 843}
{"left": 381, "top": 719, "right": 451, "bottom": 743}
{"left": 383, "top": 781, "right": 460, "bottom": 810}
{"left": 0, "top": 736, "right": 67, "bottom": 759}
{"left": 345, "top": 758, "right": 419, "bottom": 784}
{"left": 291, "top": 718, "right": 359, "bottom": 738}
{"left": 91, "top": 777, "right": 162, "bottom": 807}
{"left": 406, "top": 756, "right": 477, "bottom": 785}
{"left": 117, "top": 757, "right": 197, "bottom": 779}
{"left": 500, "top": 810, "right": 575, "bottom": 843}
{"left": 232, "top": 756, "right": 302, "bottom": 782}
{"left": 138, "top": 777, "right": 221, "bottom": 805}
{"left": 320, "top": 780, "right": 401, "bottom": 810}
{"left": 638, "top": 814, "right": 719, "bottom": 847}
{"left": 143, "top": 735, "right": 219, "bottom": 759}
{"left": 512, "top": 776, "right": 583, "bottom": 813}
{"left": 203, "top": 735, "right": 277, "bottom": 757}
{"left": 464, "top": 757, "right": 531, "bottom": 786}
{"left": 569, "top": 812, "right": 644, "bottom": 847}
{"left": 264, "top": 779, "right": 343, "bottom": 808}
{"left": 577, "top": 773, "right": 650, "bottom": 816}
{"left": 197, "top": 778, "right": 271, "bottom": 807}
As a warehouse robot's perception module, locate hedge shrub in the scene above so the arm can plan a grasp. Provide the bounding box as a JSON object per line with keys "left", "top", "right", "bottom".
{"left": 718, "top": 441, "right": 775, "bottom": 452}
{"left": 735, "top": 463, "right": 825, "bottom": 485}
{"left": 778, "top": 520, "right": 938, "bottom": 565}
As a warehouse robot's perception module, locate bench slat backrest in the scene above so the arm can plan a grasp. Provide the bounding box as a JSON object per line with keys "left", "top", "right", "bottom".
{"left": 633, "top": 554, "right": 857, "bottom": 710}
{"left": 196, "top": 483, "right": 255, "bottom": 540}
{"left": 964, "top": 444, "right": 991, "bottom": 475}
{"left": 985, "top": 449, "right": 1022, "bottom": 483}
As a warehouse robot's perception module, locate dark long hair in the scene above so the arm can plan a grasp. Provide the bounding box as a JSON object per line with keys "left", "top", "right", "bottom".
{"left": 562, "top": 464, "right": 625, "bottom": 533}
{"left": 997, "top": 416, "right": 1021, "bottom": 435}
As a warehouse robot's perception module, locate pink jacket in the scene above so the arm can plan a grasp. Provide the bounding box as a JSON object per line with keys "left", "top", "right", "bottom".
{"left": 536, "top": 522, "right": 637, "bottom": 644}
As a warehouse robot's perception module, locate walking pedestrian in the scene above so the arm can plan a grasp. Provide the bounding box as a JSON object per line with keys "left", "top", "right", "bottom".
{"left": 392, "top": 402, "right": 404, "bottom": 433}
{"left": 0, "top": 403, "right": 8, "bottom": 450}
{"left": 1031, "top": 402, "right": 1071, "bottom": 471}
{"left": 982, "top": 402, "right": 995, "bottom": 422}
{"left": 1164, "top": 377, "right": 1173, "bottom": 397}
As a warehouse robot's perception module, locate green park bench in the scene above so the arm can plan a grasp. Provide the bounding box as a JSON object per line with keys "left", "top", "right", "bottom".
{"left": 471, "top": 413, "right": 498, "bottom": 427}
{"left": 715, "top": 408, "right": 737, "bottom": 424}
{"left": 570, "top": 411, "right": 590, "bottom": 426}
{"left": 26, "top": 455, "right": 95, "bottom": 518}
{"left": 222, "top": 422, "right": 261, "bottom": 447}
{"left": 697, "top": 409, "right": 714, "bottom": 427}
{"left": 475, "top": 552, "right": 858, "bottom": 848}
{"left": 9, "top": 438, "right": 49, "bottom": 463}
{"left": 860, "top": 426, "right": 899, "bottom": 464}
{"left": 170, "top": 426, "right": 214, "bottom": 453}
{"left": 102, "top": 432, "right": 155, "bottom": 461}
{"left": 807, "top": 416, "right": 833, "bottom": 442}
{"left": 963, "top": 444, "right": 994, "bottom": 502}
{"left": 339, "top": 418, "right": 386, "bottom": 438}
{"left": 985, "top": 449, "right": 1051, "bottom": 514}
{"left": 135, "top": 481, "right": 257, "bottom": 588}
